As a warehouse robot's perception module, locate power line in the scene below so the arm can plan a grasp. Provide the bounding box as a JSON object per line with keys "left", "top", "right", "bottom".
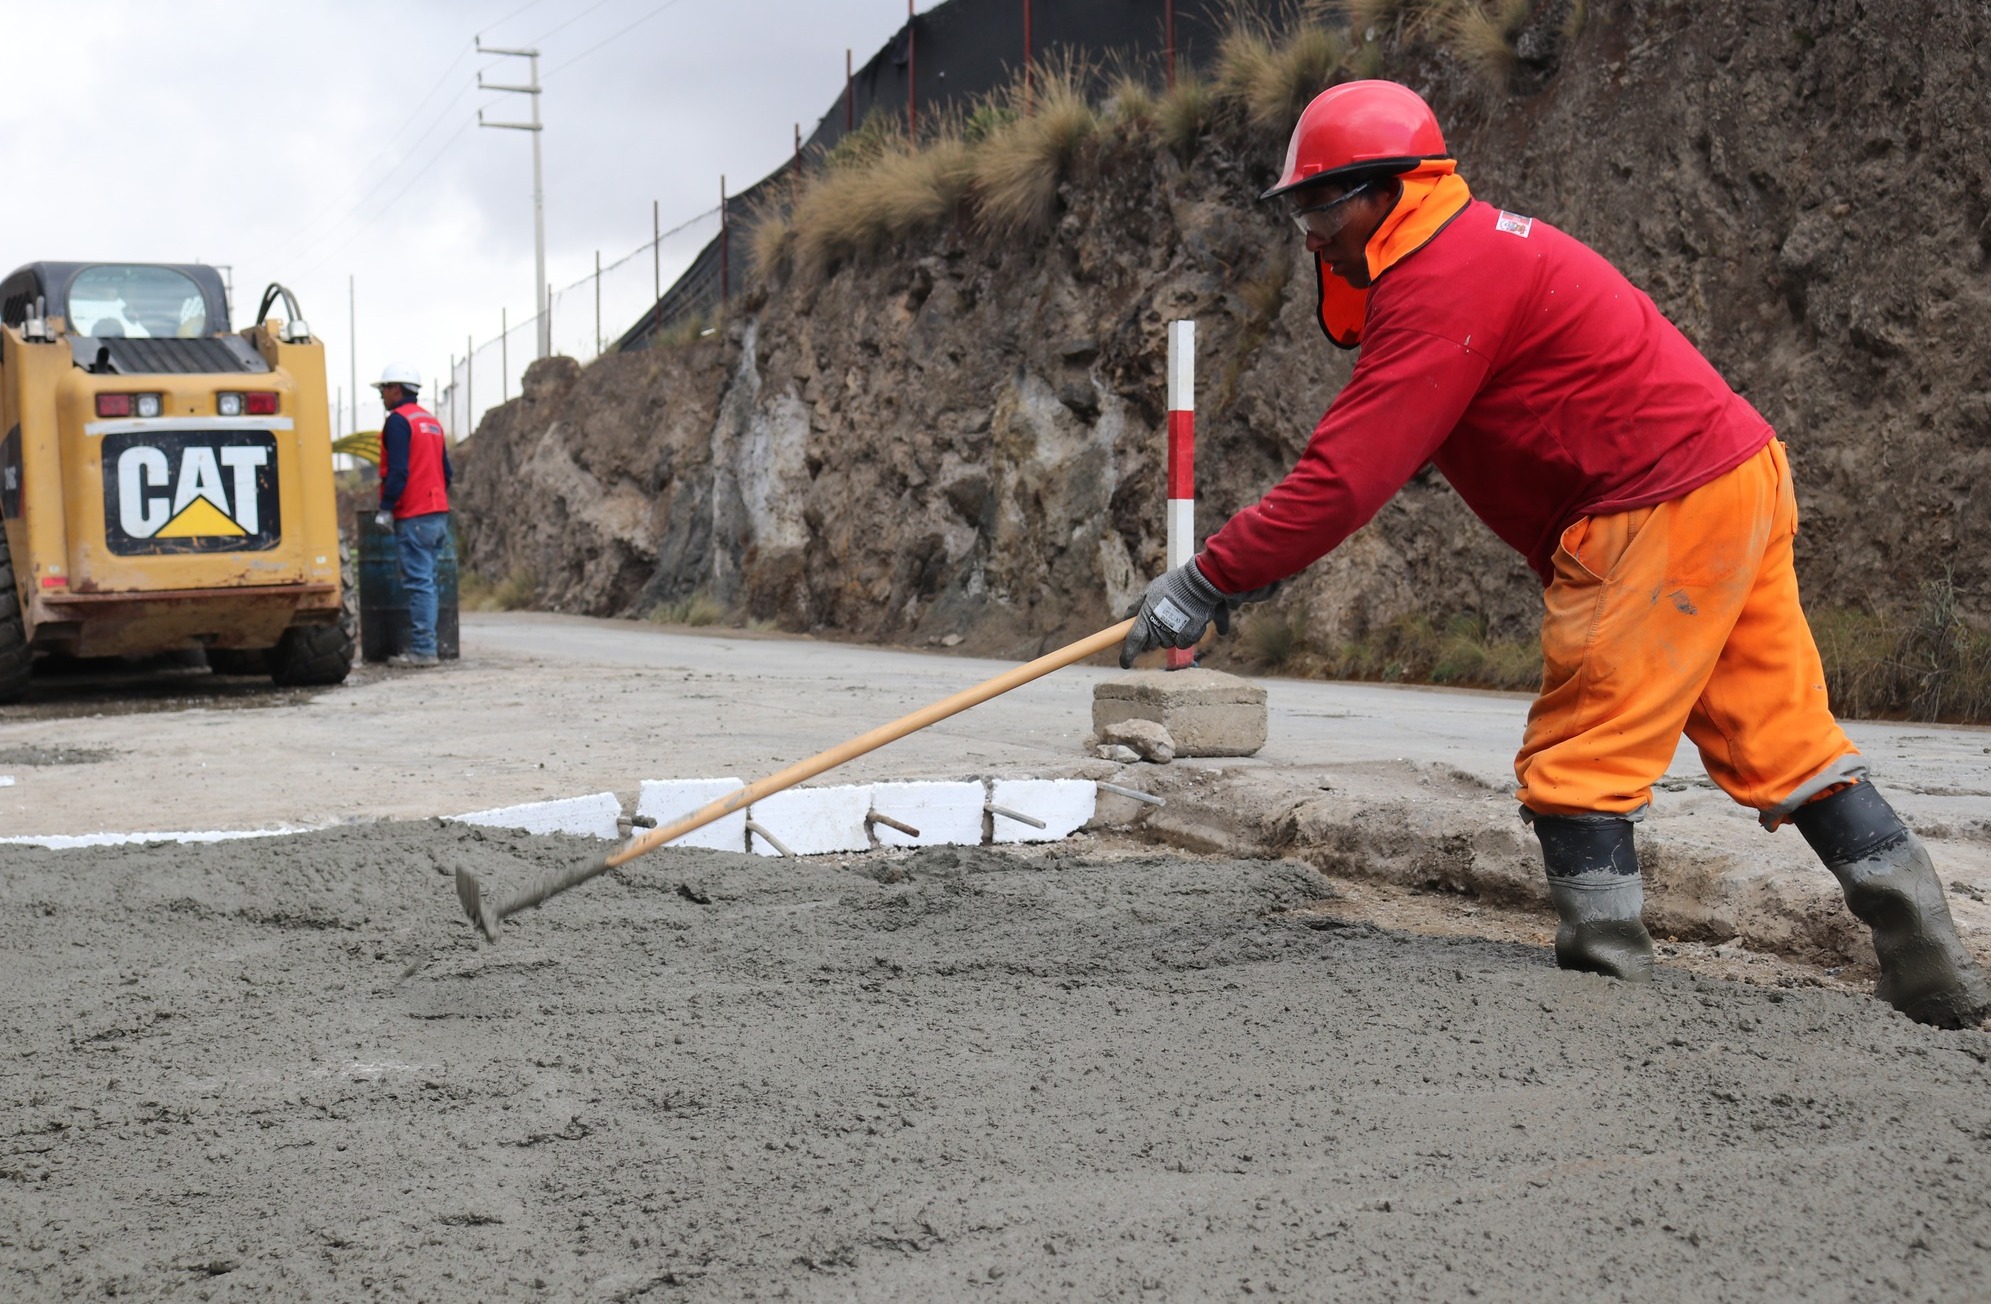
{"left": 289, "top": 117, "right": 480, "bottom": 280}
{"left": 482, "top": 0, "right": 554, "bottom": 33}
{"left": 242, "top": 43, "right": 477, "bottom": 268}
{"left": 528, "top": 0, "right": 626, "bottom": 47}
{"left": 545, "top": 0, "right": 691, "bottom": 77}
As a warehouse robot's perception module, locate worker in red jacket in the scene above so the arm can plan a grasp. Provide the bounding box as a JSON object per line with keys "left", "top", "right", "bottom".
{"left": 372, "top": 362, "right": 452, "bottom": 669}
{"left": 1121, "top": 80, "right": 1988, "bottom": 1028}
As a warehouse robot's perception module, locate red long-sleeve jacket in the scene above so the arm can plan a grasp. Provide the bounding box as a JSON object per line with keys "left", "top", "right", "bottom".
{"left": 1197, "top": 200, "right": 1773, "bottom": 592}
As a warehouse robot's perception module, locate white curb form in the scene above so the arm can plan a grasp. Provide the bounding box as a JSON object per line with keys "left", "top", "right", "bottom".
{"left": 450, "top": 791, "right": 622, "bottom": 840}
{"left": 990, "top": 779, "right": 1096, "bottom": 844}
{"left": 13, "top": 778, "right": 1126, "bottom": 854}
{"left": 747, "top": 786, "right": 872, "bottom": 857}
{"left": 865, "top": 781, "right": 987, "bottom": 848}
{"left": 636, "top": 777, "right": 748, "bottom": 850}
{"left": 0, "top": 828, "right": 300, "bottom": 850}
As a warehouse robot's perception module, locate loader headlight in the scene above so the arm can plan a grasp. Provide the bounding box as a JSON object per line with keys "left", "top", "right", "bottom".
{"left": 217, "top": 392, "right": 243, "bottom": 417}
{"left": 134, "top": 393, "right": 163, "bottom": 419}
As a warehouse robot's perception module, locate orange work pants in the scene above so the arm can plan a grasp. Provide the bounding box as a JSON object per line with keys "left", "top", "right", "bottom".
{"left": 1514, "top": 440, "right": 1857, "bottom": 820}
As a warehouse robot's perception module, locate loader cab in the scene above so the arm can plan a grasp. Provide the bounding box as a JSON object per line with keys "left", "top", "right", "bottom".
{"left": 0, "top": 260, "right": 350, "bottom": 699}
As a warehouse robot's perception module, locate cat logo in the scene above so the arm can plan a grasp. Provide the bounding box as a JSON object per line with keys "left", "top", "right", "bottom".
{"left": 101, "top": 430, "right": 281, "bottom": 555}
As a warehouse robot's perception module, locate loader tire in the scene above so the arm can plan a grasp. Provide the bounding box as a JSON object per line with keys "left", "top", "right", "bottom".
{"left": 0, "top": 526, "right": 32, "bottom": 704}
{"left": 205, "top": 648, "right": 272, "bottom": 676}
{"left": 269, "top": 547, "right": 356, "bottom": 687}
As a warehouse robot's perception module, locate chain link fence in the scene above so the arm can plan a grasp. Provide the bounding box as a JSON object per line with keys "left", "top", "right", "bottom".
{"left": 433, "top": 203, "right": 721, "bottom": 440}
{"left": 435, "top": 0, "right": 1253, "bottom": 437}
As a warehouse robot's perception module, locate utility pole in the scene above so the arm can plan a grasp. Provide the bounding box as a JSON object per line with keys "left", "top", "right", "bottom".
{"left": 477, "top": 38, "right": 549, "bottom": 360}
{"left": 1024, "top": 0, "right": 1033, "bottom": 116}
{"left": 347, "top": 275, "right": 357, "bottom": 423}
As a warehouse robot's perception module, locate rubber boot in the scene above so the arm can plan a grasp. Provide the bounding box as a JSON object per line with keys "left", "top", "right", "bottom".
{"left": 1532, "top": 813, "right": 1655, "bottom": 982}
{"left": 1790, "top": 782, "right": 1991, "bottom": 1029}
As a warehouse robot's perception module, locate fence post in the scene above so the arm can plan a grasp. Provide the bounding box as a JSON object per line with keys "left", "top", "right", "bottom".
{"left": 501, "top": 308, "right": 509, "bottom": 404}
{"left": 1023, "top": 0, "right": 1032, "bottom": 116}
{"left": 466, "top": 332, "right": 474, "bottom": 432}
{"left": 907, "top": 1, "right": 917, "bottom": 142}
{"left": 653, "top": 200, "right": 661, "bottom": 301}
{"left": 594, "top": 249, "right": 602, "bottom": 357}
{"left": 846, "top": 48, "right": 854, "bottom": 130}
{"left": 1166, "top": 320, "right": 1196, "bottom": 671}
{"left": 720, "top": 175, "right": 729, "bottom": 315}
{"left": 1166, "top": 0, "right": 1177, "bottom": 90}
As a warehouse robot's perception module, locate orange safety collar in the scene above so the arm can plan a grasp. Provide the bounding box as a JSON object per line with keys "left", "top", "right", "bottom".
{"left": 1314, "top": 159, "right": 1473, "bottom": 349}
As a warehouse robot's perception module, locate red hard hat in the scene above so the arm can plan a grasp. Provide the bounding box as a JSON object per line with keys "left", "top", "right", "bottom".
{"left": 1260, "top": 80, "right": 1448, "bottom": 201}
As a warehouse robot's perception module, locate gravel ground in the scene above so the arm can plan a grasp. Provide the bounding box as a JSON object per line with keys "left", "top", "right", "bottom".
{"left": 3, "top": 823, "right": 1988, "bottom": 1301}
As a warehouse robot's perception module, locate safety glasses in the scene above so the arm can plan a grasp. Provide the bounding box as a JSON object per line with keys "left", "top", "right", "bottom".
{"left": 1289, "top": 183, "right": 1371, "bottom": 239}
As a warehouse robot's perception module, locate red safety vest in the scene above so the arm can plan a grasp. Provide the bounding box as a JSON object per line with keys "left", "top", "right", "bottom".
{"left": 386, "top": 401, "right": 450, "bottom": 519}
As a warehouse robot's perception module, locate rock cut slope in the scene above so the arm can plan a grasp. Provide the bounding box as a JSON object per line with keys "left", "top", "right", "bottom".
{"left": 456, "top": 0, "right": 1991, "bottom": 663}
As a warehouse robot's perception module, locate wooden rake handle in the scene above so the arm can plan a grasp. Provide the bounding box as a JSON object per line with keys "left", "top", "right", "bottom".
{"left": 456, "top": 619, "right": 1135, "bottom": 940}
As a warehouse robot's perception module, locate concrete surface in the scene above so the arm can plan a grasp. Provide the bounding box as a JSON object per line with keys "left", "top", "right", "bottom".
{"left": 1, "top": 824, "right": 1986, "bottom": 1301}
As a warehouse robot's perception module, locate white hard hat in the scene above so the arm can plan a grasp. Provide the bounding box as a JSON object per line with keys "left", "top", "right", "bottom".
{"left": 373, "top": 361, "right": 422, "bottom": 389}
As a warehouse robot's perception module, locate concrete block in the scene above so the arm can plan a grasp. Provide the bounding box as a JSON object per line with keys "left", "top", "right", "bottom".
{"left": 452, "top": 791, "right": 622, "bottom": 840}
{"left": 636, "top": 777, "right": 748, "bottom": 851}
{"left": 989, "top": 778, "right": 1095, "bottom": 844}
{"left": 865, "top": 781, "right": 986, "bottom": 848}
{"left": 1091, "top": 668, "right": 1267, "bottom": 757}
{"left": 748, "top": 785, "right": 872, "bottom": 856}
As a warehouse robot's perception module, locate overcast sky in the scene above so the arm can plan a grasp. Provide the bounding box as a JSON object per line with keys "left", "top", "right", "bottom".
{"left": 0, "top": 0, "right": 915, "bottom": 432}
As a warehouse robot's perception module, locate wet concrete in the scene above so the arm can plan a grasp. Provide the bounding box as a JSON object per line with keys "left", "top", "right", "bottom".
{"left": 3, "top": 823, "right": 1988, "bottom": 1300}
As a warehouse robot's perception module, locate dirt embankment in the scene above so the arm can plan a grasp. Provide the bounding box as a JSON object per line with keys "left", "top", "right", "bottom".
{"left": 455, "top": 0, "right": 1991, "bottom": 660}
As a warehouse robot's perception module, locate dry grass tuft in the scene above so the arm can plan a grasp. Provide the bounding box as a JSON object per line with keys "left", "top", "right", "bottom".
{"left": 1104, "top": 72, "right": 1158, "bottom": 128}
{"left": 745, "top": 181, "right": 799, "bottom": 286}
{"left": 1157, "top": 74, "right": 1215, "bottom": 157}
{"left": 971, "top": 63, "right": 1097, "bottom": 238}
{"left": 1445, "top": 0, "right": 1532, "bottom": 91}
{"left": 460, "top": 569, "right": 536, "bottom": 612}
{"left": 1215, "top": 17, "right": 1346, "bottom": 132}
{"left": 648, "top": 592, "right": 728, "bottom": 628}
{"left": 1813, "top": 573, "right": 1991, "bottom": 723}
{"left": 792, "top": 131, "right": 974, "bottom": 281}
{"left": 1350, "top": 0, "right": 1460, "bottom": 39}
{"left": 1241, "top": 608, "right": 1310, "bottom": 670}
{"left": 1316, "top": 612, "right": 1543, "bottom": 691}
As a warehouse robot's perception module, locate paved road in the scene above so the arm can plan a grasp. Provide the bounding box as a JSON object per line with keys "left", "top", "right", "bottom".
{"left": 2, "top": 612, "right": 1985, "bottom": 844}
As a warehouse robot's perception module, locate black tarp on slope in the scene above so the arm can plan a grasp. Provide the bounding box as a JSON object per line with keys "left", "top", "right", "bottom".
{"left": 617, "top": 0, "right": 1278, "bottom": 351}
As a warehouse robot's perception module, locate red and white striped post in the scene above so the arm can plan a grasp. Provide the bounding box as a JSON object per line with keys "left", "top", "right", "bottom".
{"left": 1166, "top": 319, "right": 1196, "bottom": 670}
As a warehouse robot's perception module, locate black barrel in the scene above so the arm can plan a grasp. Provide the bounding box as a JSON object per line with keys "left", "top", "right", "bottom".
{"left": 355, "top": 511, "right": 460, "bottom": 662}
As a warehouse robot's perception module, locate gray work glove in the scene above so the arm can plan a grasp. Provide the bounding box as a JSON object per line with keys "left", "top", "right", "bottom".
{"left": 1120, "top": 559, "right": 1229, "bottom": 669}
{"left": 374, "top": 509, "right": 394, "bottom": 530}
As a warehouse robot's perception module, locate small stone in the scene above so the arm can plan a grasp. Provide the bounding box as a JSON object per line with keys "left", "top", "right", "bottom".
{"left": 1095, "top": 744, "right": 1141, "bottom": 763}
{"left": 939, "top": 633, "right": 962, "bottom": 647}
{"left": 1102, "top": 719, "right": 1176, "bottom": 764}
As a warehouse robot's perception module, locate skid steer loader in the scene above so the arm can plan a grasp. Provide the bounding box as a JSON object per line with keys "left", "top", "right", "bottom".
{"left": 0, "top": 262, "right": 352, "bottom": 701}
